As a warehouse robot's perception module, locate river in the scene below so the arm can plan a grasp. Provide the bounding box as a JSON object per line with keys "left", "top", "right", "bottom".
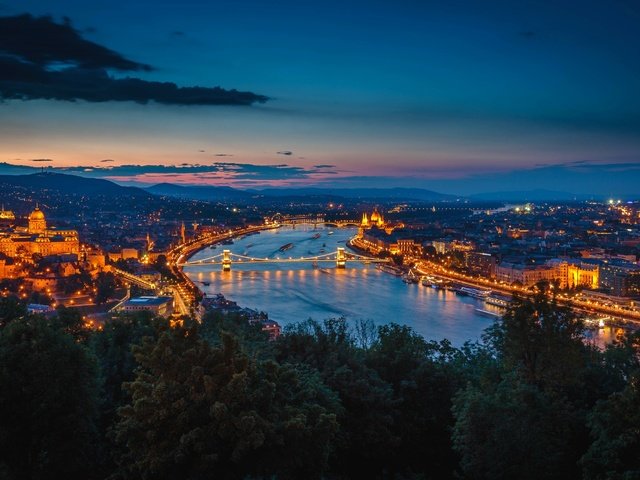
{"left": 184, "top": 225, "right": 617, "bottom": 346}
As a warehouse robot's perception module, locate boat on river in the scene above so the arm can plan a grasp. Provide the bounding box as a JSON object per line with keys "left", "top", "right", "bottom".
{"left": 279, "top": 242, "right": 294, "bottom": 252}
{"left": 377, "top": 264, "right": 403, "bottom": 276}
{"left": 457, "top": 287, "right": 492, "bottom": 299}
{"left": 311, "top": 233, "right": 321, "bottom": 239}
{"left": 475, "top": 308, "right": 501, "bottom": 318}
{"left": 485, "top": 296, "right": 509, "bottom": 308}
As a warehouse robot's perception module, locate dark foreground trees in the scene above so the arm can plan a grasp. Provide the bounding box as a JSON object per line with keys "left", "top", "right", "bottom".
{"left": 0, "top": 317, "right": 99, "bottom": 480}
{"left": 111, "top": 326, "right": 339, "bottom": 480}
{"left": 0, "top": 292, "right": 639, "bottom": 479}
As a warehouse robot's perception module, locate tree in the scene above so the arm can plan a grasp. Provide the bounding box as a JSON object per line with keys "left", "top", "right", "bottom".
{"left": 488, "top": 290, "right": 586, "bottom": 395}
{"left": 581, "top": 332, "right": 640, "bottom": 480}
{"left": 453, "top": 292, "right": 599, "bottom": 479}
{"left": 367, "top": 324, "right": 464, "bottom": 478}
{"left": 581, "top": 379, "right": 640, "bottom": 480}
{"left": 96, "top": 272, "right": 117, "bottom": 304}
{"left": 0, "top": 317, "right": 100, "bottom": 479}
{"left": 0, "top": 295, "right": 26, "bottom": 328}
{"left": 112, "top": 326, "right": 339, "bottom": 480}
{"left": 453, "top": 375, "right": 585, "bottom": 480}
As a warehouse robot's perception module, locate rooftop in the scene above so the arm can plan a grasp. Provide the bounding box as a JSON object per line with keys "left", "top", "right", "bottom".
{"left": 124, "top": 296, "right": 172, "bottom": 306}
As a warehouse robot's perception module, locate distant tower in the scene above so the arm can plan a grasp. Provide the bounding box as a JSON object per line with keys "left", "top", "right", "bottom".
{"left": 146, "top": 232, "right": 154, "bottom": 252}
{"left": 192, "top": 222, "right": 199, "bottom": 233}
{"left": 180, "top": 222, "right": 186, "bottom": 244}
{"left": 361, "top": 212, "right": 369, "bottom": 227}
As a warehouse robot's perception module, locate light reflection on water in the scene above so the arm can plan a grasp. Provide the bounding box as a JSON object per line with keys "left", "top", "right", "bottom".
{"left": 184, "top": 225, "right": 609, "bottom": 347}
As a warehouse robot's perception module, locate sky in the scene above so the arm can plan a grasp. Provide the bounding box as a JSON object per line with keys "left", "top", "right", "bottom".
{"left": 0, "top": 0, "right": 639, "bottom": 195}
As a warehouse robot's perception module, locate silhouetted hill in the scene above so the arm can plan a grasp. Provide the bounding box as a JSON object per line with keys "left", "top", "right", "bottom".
{"left": 255, "top": 187, "right": 457, "bottom": 201}
{"left": 147, "top": 184, "right": 457, "bottom": 202}
{"left": 0, "top": 172, "right": 151, "bottom": 197}
{"left": 146, "top": 183, "right": 253, "bottom": 201}
{"left": 469, "top": 189, "right": 590, "bottom": 202}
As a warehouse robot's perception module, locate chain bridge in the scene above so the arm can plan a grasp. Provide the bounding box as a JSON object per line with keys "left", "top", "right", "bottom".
{"left": 178, "top": 247, "right": 388, "bottom": 271}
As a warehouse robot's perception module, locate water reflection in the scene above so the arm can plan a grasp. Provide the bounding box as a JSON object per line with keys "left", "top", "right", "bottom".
{"left": 186, "top": 226, "right": 507, "bottom": 346}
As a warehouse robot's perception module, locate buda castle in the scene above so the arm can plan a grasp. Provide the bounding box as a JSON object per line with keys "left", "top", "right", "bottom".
{"left": 0, "top": 205, "right": 80, "bottom": 258}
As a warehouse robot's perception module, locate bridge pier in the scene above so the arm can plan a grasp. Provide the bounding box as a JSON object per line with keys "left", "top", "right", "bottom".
{"left": 336, "top": 247, "right": 346, "bottom": 268}
{"left": 222, "top": 249, "right": 232, "bottom": 271}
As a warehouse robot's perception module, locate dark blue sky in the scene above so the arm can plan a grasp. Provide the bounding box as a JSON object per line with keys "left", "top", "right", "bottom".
{"left": 1, "top": 0, "right": 639, "bottom": 194}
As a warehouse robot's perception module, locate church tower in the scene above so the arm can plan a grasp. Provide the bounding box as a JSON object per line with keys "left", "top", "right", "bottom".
{"left": 180, "top": 222, "right": 186, "bottom": 244}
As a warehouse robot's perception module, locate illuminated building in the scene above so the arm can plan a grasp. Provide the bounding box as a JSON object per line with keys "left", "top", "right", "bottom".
{"left": 567, "top": 262, "right": 598, "bottom": 289}
{"left": 598, "top": 260, "right": 640, "bottom": 296}
{"left": 0, "top": 205, "right": 79, "bottom": 258}
{"left": 465, "top": 252, "right": 497, "bottom": 278}
{"left": 0, "top": 205, "right": 15, "bottom": 226}
{"left": 496, "top": 262, "right": 560, "bottom": 287}
{"left": 546, "top": 259, "right": 599, "bottom": 289}
{"left": 369, "top": 208, "right": 386, "bottom": 228}
{"left": 121, "top": 296, "right": 174, "bottom": 317}
{"left": 358, "top": 208, "right": 396, "bottom": 239}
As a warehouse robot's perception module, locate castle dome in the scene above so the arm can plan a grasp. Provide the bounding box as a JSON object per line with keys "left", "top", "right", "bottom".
{"left": 29, "top": 207, "right": 45, "bottom": 221}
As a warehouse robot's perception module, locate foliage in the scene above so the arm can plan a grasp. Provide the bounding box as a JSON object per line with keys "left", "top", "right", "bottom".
{"left": 0, "top": 316, "right": 100, "bottom": 480}
{"left": 0, "top": 291, "right": 637, "bottom": 479}
{"left": 96, "top": 272, "right": 118, "bottom": 304}
{"left": 111, "top": 326, "right": 339, "bottom": 480}
{"left": 0, "top": 295, "right": 26, "bottom": 328}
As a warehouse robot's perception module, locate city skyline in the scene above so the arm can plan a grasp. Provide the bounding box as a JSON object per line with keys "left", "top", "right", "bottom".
{"left": 1, "top": 1, "right": 639, "bottom": 194}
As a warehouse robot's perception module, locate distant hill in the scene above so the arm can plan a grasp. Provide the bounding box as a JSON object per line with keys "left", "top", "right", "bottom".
{"left": 254, "top": 187, "right": 457, "bottom": 201}
{"left": 146, "top": 184, "right": 457, "bottom": 202}
{"left": 469, "top": 189, "right": 591, "bottom": 202}
{"left": 0, "top": 172, "right": 151, "bottom": 197}
{"left": 146, "top": 183, "right": 253, "bottom": 201}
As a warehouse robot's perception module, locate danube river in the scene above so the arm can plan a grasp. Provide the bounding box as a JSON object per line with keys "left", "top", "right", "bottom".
{"left": 184, "top": 225, "right": 617, "bottom": 346}
{"left": 184, "top": 225, "right": 502, "bottom": 345}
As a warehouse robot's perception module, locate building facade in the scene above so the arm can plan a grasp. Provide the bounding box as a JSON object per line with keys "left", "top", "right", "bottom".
{"left": 0, "top": 206, "right": 79, "bottom": 258}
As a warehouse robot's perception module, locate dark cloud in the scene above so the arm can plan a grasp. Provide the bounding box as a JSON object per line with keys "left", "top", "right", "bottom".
{"left": 99, "top": 158, "right": 115, "bottom": 163}
{"left": 0, "top": 14, "right": 269, "bottom": 106}
{"left": 314, "top": 164, "right": 335, "bottom": 169}
{"left": 171, "top": 31, "right": 185, "bottom": 37}
{"left": 29, "top": 158, "right": 53, "bottom": 162}
{"left": 28, "top": 161, "right": 339, "bottom": 182}
{"left": 0, "top": 14, "right": 150, "bottom": 71}
{"left": 214, "top": 153, "right": 233, "bottom": 157}
{"left": 277, "top": 150, "right": 293, "bottom": 156}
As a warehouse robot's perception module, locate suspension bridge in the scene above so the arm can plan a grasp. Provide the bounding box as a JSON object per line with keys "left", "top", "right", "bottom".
{"left": 178, "top": 247, "right": 389, "bottom": 271}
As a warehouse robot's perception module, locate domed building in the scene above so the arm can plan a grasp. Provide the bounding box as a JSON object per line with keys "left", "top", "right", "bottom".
{"left": 369, "top": 208, "right": 385, "bottom": 228}
{"left": 0, "top": 205, "right": 79, "bottom": 258}
{"left": 28, "top": 206, "right": 47, "bottom": 234}
{"left": 360, "top": 207, "right": 385, "bottom": 229}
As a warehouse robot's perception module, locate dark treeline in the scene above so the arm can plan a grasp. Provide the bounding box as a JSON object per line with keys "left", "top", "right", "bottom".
{"left": 0, "top": 290, "right": 638, "bottom": 479}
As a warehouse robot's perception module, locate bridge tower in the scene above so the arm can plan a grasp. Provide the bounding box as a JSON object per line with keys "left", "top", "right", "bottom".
{"left": 336, "top": 247, "right": 346, "bottom": 268}
{"left": 222, "top": 249, "right": 232, "bottom": 271}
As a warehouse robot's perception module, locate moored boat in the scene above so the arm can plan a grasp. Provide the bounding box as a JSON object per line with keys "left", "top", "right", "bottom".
{"left": 475, "top": 308, "right": 501, "bottom": 318}
{"left": 485, "top": 296, "right": 509, "bottom": 308}
{"left": 458, "top": 287, "right": 492, "bottom": 299}
{"left": 377, "top": 264, "right": 403, "bottom": 276}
